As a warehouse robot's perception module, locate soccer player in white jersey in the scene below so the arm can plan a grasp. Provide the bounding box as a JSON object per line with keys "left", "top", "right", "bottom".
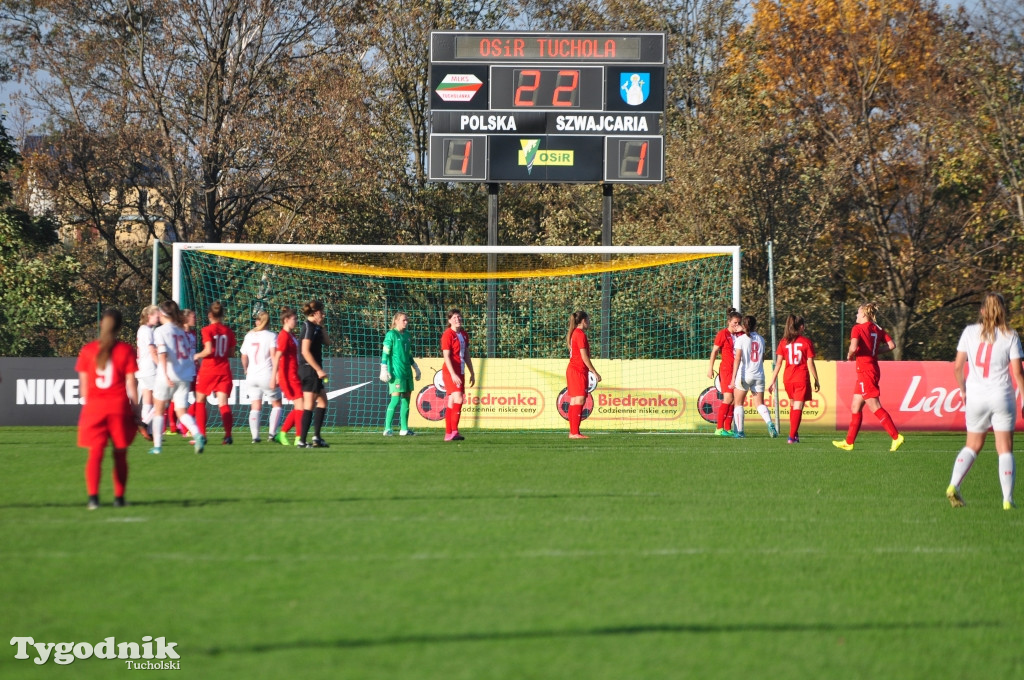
{"left": 135, "top": 305, "right": 159, "bottom": 440}
{"left": 240, "top": 311, "right": 284, "bottom": 444}
{"left": 947, "top": 293, "right": 1024, "bottom": 509}
{"left": 730, "top": 315, "right": 778, "bottom": 438}
{"left": 151, "top": 300, "right": 205, "bottom": 455}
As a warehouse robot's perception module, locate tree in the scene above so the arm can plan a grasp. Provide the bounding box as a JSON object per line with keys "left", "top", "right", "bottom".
{"left": 0, "top": 114, "right": 80, "bottom": 355}
{"left": 727, "top": 0, "right": 1007, "bottom": 357}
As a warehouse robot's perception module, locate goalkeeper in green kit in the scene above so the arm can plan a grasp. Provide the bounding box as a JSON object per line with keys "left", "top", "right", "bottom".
{"left": 380, "top": 312, "right": 421, "bottom": 436}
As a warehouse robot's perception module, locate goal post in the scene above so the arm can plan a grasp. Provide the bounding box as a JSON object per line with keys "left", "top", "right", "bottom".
{"left": 171, "top": 243, "right": 740, "bottom": 433}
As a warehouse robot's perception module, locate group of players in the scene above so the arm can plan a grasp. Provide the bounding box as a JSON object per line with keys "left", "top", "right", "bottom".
{"left": 77, "top": 294, "right": 1020, "bottom": 510}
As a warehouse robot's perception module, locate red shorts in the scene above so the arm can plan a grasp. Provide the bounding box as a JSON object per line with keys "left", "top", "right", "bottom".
{"left": 78, "top": 407, "right": 137, "bottom": 450}
{"left": 279, "top": 372, "right": 302, "bottom": 401}
{"left": 196, "top": 367, "right": 233, "bottom": 395}
{"left": 442, "top": 366, "right": 464, "bottom": 394}
{"left": 855, "top": 367, "right": 880, "bottom": 399}
{"left": 566, "top": 366, "right": 588, "bottom": 398}
{"left": 785, "top": 379, "right": 811, "bottom": 402}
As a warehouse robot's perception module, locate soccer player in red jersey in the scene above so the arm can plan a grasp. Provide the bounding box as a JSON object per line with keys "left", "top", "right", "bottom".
{"left": 707, "top": 308, "right": 743, "bottom": 436}
{"left": 441, "top": 308, "right": 475, "bottom": 441}
{"left": 767, "top": 314, "right": 820, "bottom": 443}
{"left": 833, "top": 303, "right": 905, "bottom": 451}
{"left": 194, "top": 301, "right": 237, "bottom": 444}
{"left": 274, "top": 307, "right": 303, "bottom": 446}
{"left": 76, "top": 308, "right": 141, "bottom": 510}
{"left": 566, "top": 310, "right": 602, "bottom": 439}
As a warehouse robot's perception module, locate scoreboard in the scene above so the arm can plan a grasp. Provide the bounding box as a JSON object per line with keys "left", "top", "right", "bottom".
{"left": 428, "top": 31, "right": 666, "bottom": 184}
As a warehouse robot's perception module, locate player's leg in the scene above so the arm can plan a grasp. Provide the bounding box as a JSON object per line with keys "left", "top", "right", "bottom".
{"left": 299, "top": 392, "right": 315, "bottom": 446}
{"left": 446, "top": 391, "right": 465, "bottom": 441}
{"left": 833, "top": 395, "right": 865, "bottom": 450}
{"left": 85, "top": 443, "right": 105, "bottom": 509}
{"left": 948, "top": 430, "right": 985, "bottom": 507}
{"left": 995, "top": 430, "right": 1015, "bottom": 509}
{"left": 399, "top": 390, "right": 413, "bottom": 435}
{"left": 268, "top": 399, "right": 283, "bottom": 441}
{"left": 249, "top": 397, "right": 262, "bottom": 442}
{"left": 384, "top": 392, "right": 400, "bottom": 435}
{"left": 112, "top": 448, "right": 128, "bottom": 506}
{"left": 217, "top": 390, "right": 233, "bottom": 444}
{"left": 732, "top": 388, "right": 747, "bottom": 436}
{"left": 194, "top": 390, "right": 209, "bottom": 436}
{"left": 311, "top": 391, "right": 328, "bottom": 446}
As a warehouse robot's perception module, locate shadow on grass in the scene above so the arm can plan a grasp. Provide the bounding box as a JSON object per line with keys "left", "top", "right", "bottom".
{"left": 0, "top": 492, "right": 653, "bottom": 510}
{"left": 200, "top": 619, "right": 1002, "bottom": 655}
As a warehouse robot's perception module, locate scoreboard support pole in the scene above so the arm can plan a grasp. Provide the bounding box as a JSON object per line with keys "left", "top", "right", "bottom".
{"left": 487, "top": 183, "right": 499, "bottom": 358}
{"left": 601, "top": 184, "right": 612, "bottom": 360}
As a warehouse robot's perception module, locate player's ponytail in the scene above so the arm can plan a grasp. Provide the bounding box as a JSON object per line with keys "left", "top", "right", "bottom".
{"left": 566, "top": 310, "right": 589, "bottom": 350}
{"left": 303, "top": 300, "right": 324, "bottom": 318}
{"left": 158, "top": 300, "right": 183, "bottom": 326}
{"left": 208, "top": 301, "right": 225, "bottom": 320}
{"left": 96, "top": 308, "right": 124, "bottom": 370}
{"left": 784, "top": 314, "right": 804, "bottom": 342}
{"left": 280, "top": 307, "right": 297, "bottom": 325}
{"left": 726, "top": 307, "right": 742, "bottom": 322}
{"left": 861, "top": 303, "right": 878, "bottom": 323}
{"left": 742, "top": 315, "right": 757, "bottom": 334}
{"left": 979, "top": 292, "right": 1010, "bottom": 343}
{"left": 252, "top": 311, "right": 270, "bottom": 332}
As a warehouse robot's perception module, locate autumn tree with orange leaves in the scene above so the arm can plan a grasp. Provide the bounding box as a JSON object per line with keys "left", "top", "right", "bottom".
{"left": 725, "top": 0, "right": 1008, "bottom": 357}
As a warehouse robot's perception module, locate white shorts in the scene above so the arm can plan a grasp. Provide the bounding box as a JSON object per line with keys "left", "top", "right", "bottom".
{"left": 154, "top": 378, "right": 192, "bottom": 409}
{"left": 965, "top": 389, "right": 1017, "bottom": 433}
{"left": 738, "top": 376, "right": 765, "bottom": 394}
{"left": 245, "top": 377, "right": 282, "bottom": 403}
{"left": 136, "top": 373, "right": 156, "bottom": 393}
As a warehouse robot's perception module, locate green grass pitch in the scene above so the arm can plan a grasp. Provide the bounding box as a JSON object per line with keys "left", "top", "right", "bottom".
{"left": 1, "top": 426, "right": 1023, "bottom": 679}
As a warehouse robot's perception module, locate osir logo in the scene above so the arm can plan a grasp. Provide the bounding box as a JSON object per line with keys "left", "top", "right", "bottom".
{"left": 517, "top": 139, "right": 574, "bottom": 174}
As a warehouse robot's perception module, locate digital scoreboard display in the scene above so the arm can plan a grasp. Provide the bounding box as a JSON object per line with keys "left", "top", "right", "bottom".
{"left": 428, "top": 31, "right": 666, "bottom": 184}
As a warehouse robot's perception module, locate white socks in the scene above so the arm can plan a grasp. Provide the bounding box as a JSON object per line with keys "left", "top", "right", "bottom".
{"left": 756, "top": 404, "right": 771, "bottom": 425}
{"left": 733, "top": 404, "right": 744, "bottom": 433}
{"left": 269, "top": 406, "right": 282, "bottom": 437}
{"left": 249, "top": 410, "right": 261, "bottom": 439}
{"left": 178, "top": 412, "right": 200, "bottom": 438}
{"left": 152, "top": 415, "right": 164, "bottom": 448}
{"left": 999, "top": 453, "right": 1015, "bottom": 504}
{"left": 949, "top": 447, "right": 976, "bottom": 489}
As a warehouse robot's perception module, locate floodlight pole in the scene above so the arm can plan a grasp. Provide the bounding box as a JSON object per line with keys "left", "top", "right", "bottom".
{"left": 601, "top": 184, "right": 612, "bottom": 360}
{"left": 767, "top": 239, "right": 780, "bottom": 430}
{"left": 487, "top": 183, "right": 499, "bottom": 358}
{"left": 151, "top": 238, "right": 160, "bottom": 305}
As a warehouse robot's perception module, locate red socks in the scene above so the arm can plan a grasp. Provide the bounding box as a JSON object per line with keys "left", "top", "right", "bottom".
{"left": 716, "top": 402, "right": 729, "bottom": 429}
{"left": 875, "top": 408, "right": 899, "bottom": 438}
{"left": 846, "top": 411, "right": 863, "bottom": 444}
{"left": 281, "top": 409, "right": 296, "bottom": 434}
{"left": 790, "top": 410, "right": 803, "bottom": 439}
{"left": 85, "top": 446, "right": 104, "bottom": 496}
{"left": 569, "top": 404, "right": 583, "bottom": 435}
{"left": 219, "top": 405, "right": 233, "bottom": 437}
{"left": 112, "top": 450, "right": 128, "bottom": 497}
{"left": 446, "top": 401, "right": 463, "bottom": 434}
{"left": 195, "top": 401, "right": 207, "bottom": 435}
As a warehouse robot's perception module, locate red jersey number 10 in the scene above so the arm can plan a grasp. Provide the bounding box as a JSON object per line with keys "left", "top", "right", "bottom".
{"left": 213, "top": 334, "right": 230, "bottom": 358}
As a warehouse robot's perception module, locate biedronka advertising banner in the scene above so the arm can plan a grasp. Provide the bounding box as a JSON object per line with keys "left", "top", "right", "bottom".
{"left": 407, "top": 359, "right": 838, "bottom": 431}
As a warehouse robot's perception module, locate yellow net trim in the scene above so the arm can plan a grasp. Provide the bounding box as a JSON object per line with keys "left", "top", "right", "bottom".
{"left": 201, "top": 251, "right": 719, "bottom": 280}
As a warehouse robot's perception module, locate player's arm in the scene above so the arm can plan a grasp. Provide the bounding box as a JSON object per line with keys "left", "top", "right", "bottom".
{"left": 730, "top": 345, "right": 742, "bottom": 389}
{"left": 846, "top": 336, "right": 859, "bottom": 362}
{"left": 240, "top": 350, "right": 249, "bottom": 374}
{"left": 194, "top": 335, "right": 213, "bottom": 361}
{"left": 269, "top": 344, "right": 279, "bottom": 389}
{"left": 579, "top": 347, "right": 601, "bottom": 383}
{"left": 807, "top": 356, "right": 820, "bottom": 392}
{"left": 380, "top": 333, "right": 393, "bottom": 382}
{"left": 707, "top": 344, "right": 721, "bottom": 379}
{"left": 126, "top": 373, "right": 141, "bottom": 421}
{"left": 301, "top": 337, "right": 325, "bottom": 379}
{"left": 767, "top": 354, "right": 784, "bottom": 394}
{"left": 1011, "top": 357, "right": 1024, "bottom": 418}
{"left": 442, "top": 348, "right": 462, "bottom": 389}
{"left": 78, "top": 371, "right": 90, "bottom": 404}
{"left": 953, "top": 350, "right": 968, "bottom": 401}
{"left": 464, "top": 350, "right": 475, "bottom": 388}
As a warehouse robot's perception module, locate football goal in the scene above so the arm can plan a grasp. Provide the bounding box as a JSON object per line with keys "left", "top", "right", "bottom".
{"left": 172, "top": 244, "right": 740, "bottom": 433}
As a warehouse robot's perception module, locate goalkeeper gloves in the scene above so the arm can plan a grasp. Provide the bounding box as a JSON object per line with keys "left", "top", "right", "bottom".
{"left": 379, "top": 365, "right": 391, "bottom": 383}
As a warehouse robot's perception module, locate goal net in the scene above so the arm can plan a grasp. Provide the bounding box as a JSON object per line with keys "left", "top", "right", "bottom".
{"left": 172, "top": 244, "right": 739, "bottom": 433}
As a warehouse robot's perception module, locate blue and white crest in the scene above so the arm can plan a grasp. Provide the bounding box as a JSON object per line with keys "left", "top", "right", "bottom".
{"left": 620, "top": 73, "right": 650, "bottom": 106}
